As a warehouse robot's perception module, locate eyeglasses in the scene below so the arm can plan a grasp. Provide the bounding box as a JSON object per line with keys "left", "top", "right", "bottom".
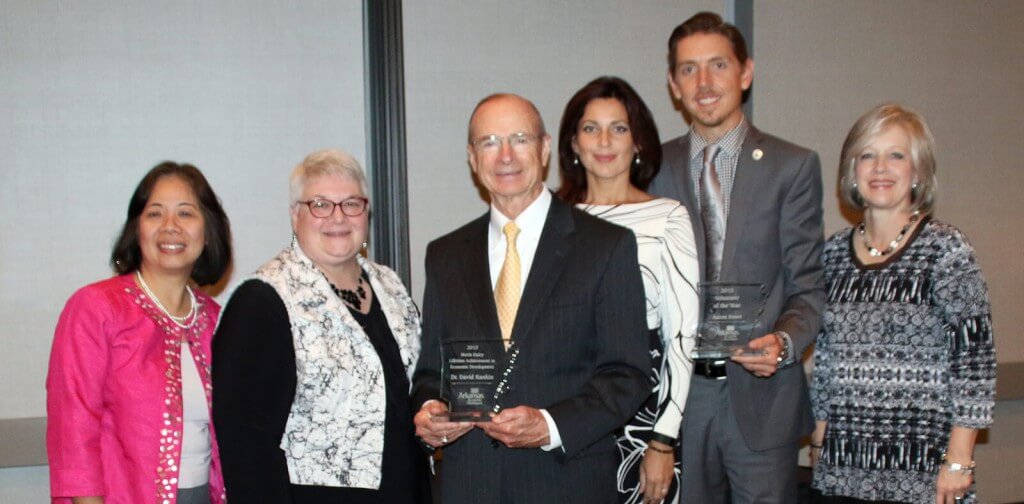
{"left": 470, "top": 132, "right": 540, "bottom": 153}
{"left": 298, "top": 197, "right": 369, "bottom": 218}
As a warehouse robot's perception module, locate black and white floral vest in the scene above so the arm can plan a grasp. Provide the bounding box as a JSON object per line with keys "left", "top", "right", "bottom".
{"left": 252, "top": 241, "right": 420, "bottom": 488}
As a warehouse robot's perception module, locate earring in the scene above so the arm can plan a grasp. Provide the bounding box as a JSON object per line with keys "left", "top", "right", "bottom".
{"left": 634, "top": 154, "right": 641, "bottom": 166}
{"left": 573, "top": 156, "right": 580, "bottom": 166}
{"left": 912, "top": 181, "right": 919, "bottom": 190}
{"left": 362, "top": 241, "right": 368, "bottom": 250}
{"left": 852, "top": 182, "right": 858, "bottom": 189}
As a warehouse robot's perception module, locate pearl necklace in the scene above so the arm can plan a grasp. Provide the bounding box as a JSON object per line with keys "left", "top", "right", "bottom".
{"left": 136, "top": 270, "right": 197, "bottom": 329}
{"left": 858, "top": 211, "right": 920, "bottom": 257}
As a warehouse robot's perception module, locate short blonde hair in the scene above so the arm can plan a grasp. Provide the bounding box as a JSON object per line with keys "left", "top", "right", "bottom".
{"left": 838, "top": 103, "right": 937, "bottom": 214}
{"left": 289, "top": 149, "right": 369, "bottom": 205}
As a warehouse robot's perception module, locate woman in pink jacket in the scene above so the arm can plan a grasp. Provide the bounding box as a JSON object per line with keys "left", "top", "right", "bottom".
{"left": 46, "top": 162, "right": 232, "bottom": 504}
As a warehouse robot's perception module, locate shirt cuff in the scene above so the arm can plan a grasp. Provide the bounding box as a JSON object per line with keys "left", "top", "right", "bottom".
{"left": 776, "top": 330, "right": 795, "bottom": 367}
{"left": 539, "top": 409, "right": 563, "bottom": 451}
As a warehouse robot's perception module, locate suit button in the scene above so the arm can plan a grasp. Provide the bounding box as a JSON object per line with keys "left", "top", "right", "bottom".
{"left": 491, "top": 439, "right": 499, "bottom": 449}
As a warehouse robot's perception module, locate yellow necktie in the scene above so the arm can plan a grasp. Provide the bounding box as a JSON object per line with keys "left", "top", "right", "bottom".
{"left": 495, "top": 222, "right": 521, "bottom": 350}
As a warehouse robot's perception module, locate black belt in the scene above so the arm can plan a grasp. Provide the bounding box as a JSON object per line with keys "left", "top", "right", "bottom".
{"left": 693, "top": 359, "right": 728, "bottom": 379}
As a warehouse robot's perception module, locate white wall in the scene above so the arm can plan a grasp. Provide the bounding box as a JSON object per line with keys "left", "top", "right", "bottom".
{"left": 403, "top": 0, "right": 727, "bottom": 302}
{"left": 1, "top": 1, "right": 365, "bottom": 497}
{"left": 1, "top": 0, "right": 365, "bottom": 421}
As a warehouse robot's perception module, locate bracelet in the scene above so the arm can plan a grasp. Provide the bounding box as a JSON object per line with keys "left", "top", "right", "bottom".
{"left": 941, "top": 454, "right": 976, "bottom": 476}
{"left": 648, "top": 432, "right": 678, "bottom": 447}
{"left": 810, "top": 443, "right": 823, "bottom": 449}
{"left": 646, "top": 444, "right": 674, "bottom": 455}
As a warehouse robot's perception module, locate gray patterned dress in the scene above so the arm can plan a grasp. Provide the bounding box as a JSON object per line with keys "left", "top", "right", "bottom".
{"left": 811, "top": 218, "right": 996, "bottom": 503}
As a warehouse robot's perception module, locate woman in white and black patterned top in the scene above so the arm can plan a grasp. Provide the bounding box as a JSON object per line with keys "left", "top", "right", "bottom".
{"left": 557, "top": 76, "right": 700, "bottom": 504}
{"left": 810, "top": 104, "right": 996, "bottom": 504}
{"left": 212, "top": 149, "right": 429, "bottom": 503}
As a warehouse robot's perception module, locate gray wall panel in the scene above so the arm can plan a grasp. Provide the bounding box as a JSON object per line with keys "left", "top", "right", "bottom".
{"left": 403, "top": 0, "right": 727, "bottom": 303}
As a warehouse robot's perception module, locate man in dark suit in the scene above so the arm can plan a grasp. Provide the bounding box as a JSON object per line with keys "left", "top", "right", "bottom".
{"left": 411, "top": 93, "right": 650, "bottom": 503}
{"left": 647, "top": 12, "right": 826, "bottom": 503}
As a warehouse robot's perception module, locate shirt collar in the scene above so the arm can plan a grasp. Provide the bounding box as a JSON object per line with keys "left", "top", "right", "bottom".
{"left": 689, "top": 116, "right": 749, "bottom": 161}
{"left": 489, "top": 188, "right": 551, "bottom": 241}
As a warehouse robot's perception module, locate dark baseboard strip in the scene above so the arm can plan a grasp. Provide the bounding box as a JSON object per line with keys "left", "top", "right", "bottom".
{"left": 0, "top": 417, "right": 46, "bottom": 468}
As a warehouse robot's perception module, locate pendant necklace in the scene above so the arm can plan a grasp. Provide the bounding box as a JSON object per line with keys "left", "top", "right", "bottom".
{"left": 136, "top": 270, "right": 197, "bottom": 329}
{"left": 858, "top": 210, "right": 920, "bottom": 257}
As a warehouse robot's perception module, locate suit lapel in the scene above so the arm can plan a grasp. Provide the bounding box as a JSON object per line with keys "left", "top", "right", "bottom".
{"left": 721, "top": 127, "right": 764, "bottom": 278}
{"left": 460, "top": 214, "right": 503, "bottom": 341}
{"left": 509, "top": 196, "right": 573, "bottom": 347}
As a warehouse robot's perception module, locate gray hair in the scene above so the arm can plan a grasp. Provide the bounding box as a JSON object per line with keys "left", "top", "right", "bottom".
{"left": 838, "top": 103, "right": 937, "bottom": 214}
{"left": 289, "top": 149, "right": 369, "bottom": 205}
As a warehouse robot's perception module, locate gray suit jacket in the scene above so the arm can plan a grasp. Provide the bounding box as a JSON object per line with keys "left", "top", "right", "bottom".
{"left": 411, "top": 195, "right": 650, "bottom": 503}
{"left": 649, "top": 126, "right": 825, "bottom": 450}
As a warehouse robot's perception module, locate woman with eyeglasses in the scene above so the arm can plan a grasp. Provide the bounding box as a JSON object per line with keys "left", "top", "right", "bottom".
{"left": 212, "top": 149, "right": 429, "bottom": 503}
{"left": 47, "top": 162, "right": 232, "bottom": 504}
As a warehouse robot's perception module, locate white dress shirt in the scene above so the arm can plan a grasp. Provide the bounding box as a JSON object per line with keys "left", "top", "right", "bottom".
{"left": 486, "top": 189, "right": 563, "bottom": 451}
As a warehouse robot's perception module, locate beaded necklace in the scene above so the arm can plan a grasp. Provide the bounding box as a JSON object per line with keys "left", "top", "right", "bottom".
{"left": 326, "top": 270, "right": 368, "bottom": 312}
{"left": 858, "top": 211, "right": 920, "bottom": 257}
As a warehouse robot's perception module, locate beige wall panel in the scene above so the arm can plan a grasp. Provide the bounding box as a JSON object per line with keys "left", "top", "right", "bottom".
{"left": 404, "top": 0, "right": 728, "bottom": 303}
{"left": 753, "top": 1, "right": 1024, "bottom": 364}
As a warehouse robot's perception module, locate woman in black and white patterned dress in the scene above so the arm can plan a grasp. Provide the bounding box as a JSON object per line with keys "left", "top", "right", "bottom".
{"left": 810, "top": 104, "right": 996, "bottom": 504}
{"left": 212, "top": 149, "right": 430, "bottom": 503}
{"left": 557, "top": 76, "right": 699, "bottom": 504}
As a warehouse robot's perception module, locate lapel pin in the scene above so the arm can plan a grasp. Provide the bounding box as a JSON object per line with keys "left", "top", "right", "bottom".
{"left": 752, "top": 149, "right": 763, "bottom": 161}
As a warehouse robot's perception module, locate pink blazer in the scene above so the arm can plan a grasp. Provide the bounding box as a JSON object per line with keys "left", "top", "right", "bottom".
{"left": 47, "top": 274, "right": 226, "bottom": 503}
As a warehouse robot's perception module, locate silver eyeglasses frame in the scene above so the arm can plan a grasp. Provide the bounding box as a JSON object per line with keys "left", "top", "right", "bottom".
{"left": 470, "top": 132, "right": 541, "bottom": 152}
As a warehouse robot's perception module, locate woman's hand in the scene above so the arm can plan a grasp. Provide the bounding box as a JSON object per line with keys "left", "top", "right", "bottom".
{"left": 935, "top": 466, "right": 972, "bottom": 504}
{"left": 935, "top": 426, "right": 979, "bottom": 504}
{"left": 638, "top": 441, "right": 674, "bottom": 503}
{"left": 810, "top": 420, "right": 827, "bottom": 469}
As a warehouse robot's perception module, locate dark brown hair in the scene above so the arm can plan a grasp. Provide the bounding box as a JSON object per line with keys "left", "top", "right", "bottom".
{"left": 111, "top": 162, "right": 232, "bottom": 286}
{"left": 668, "top": 12, "right": 749, "bottom": 72}
{"left": 556, "top": 76, "right": 662, "bottom": 204}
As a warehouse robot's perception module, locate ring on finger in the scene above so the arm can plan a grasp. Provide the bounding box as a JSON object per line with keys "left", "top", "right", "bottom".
{"left": 441, "top": 435, "right": 448, "bottom": 444}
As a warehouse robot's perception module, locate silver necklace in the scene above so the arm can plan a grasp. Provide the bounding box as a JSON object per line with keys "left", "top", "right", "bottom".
{"left": 858, "top": 211, "right": 920, "bottom": 257}
{"left": 135, "top": 270, "right": 197, "bottom": 329}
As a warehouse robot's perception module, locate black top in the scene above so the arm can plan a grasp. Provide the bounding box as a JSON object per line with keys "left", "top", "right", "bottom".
{"left": 212, "top": 280, "right": 429, "bottom": 504}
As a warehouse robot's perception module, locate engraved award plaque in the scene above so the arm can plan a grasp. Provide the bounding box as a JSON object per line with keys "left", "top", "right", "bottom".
{"left": 694, "top": 282, "right": 768, "bottom": 360}
{"left": 437, "top": 339, "right": 503, "bottom": 422}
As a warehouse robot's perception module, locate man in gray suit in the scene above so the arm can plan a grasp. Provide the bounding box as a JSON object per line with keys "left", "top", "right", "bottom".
{"left": 412, "top": 93, "right": 650, "bottom": 503}
{"left": 648, "top": 12, "right": 826, "bottom": 503}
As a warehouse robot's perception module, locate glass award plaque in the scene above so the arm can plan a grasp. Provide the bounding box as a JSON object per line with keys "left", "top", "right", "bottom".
{"left": 694, "top": 282, "right": 768, "bottom": 360}
{"left": 436, "top": 339, "right": 503, "bottom": 422}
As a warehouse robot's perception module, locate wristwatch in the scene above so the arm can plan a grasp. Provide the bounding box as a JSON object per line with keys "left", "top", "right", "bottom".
{"left": 774, "top": 331, "right": 791, "bottom": 365}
